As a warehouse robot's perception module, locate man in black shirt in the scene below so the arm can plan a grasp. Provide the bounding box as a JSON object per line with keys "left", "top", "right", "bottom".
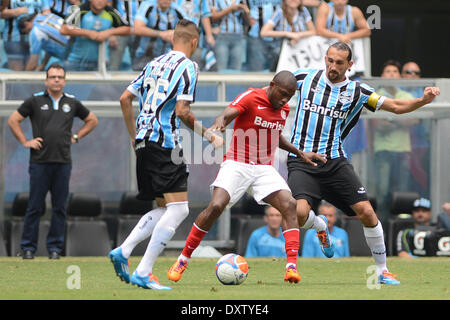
{"left": 8, "top": 64, "right": 98, "bottom": 259}
{"left": 396, "top": 197, "right": 435, "bottom": 258}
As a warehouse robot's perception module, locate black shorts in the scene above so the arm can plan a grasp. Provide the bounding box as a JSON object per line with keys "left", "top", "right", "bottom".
{"left": 135, "top": 140, "right": 189, "bottom": 201}
{"left": 287, "top": 156, "right": 368, "bottom": 216}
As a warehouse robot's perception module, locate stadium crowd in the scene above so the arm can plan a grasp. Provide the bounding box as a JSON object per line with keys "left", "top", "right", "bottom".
{"left": 0, "top": 0, "right": 372, "bottom": 72}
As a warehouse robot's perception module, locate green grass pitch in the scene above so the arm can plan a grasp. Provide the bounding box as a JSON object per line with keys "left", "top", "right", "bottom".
{"left": 0, "top": 256, "right": 449, "bottom": 300}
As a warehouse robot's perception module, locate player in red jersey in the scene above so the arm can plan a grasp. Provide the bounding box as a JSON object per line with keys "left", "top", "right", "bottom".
{"left": 168, "top": 71, "right": 327, "bottom": 283}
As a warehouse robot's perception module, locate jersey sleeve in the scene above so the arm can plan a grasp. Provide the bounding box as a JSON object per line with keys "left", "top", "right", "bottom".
{"left": 268, "top": 9, "right": 282, "bottom": 28}
{"left": 229, "top": 89, "right": 254, "bottom": 114}
{"left": 106, "top": 5, "right": 130, "bottom": 27}
{"left": 302, "top": 6, "right": 312, "bottom": 23}
{"left": 74, "top": 100, "right": 90, "bottom": 120}
{"left": 135, "top": 1, "right": 153, "bottom": 24}
{"left": 360, "top": 82, "right": 386, "bottom": 112}
{"left": 293, "top": 68, "right": 314, "bottom": 89}
{"left": 176, "top": 61, "right": 198, "bottom": 102}
{"left": 201, "top": 0, "right": 212, "bottom": 18}
{"left": 17, "top": 97, "right": 35, "bottom": 118}
{"left": 127, "top": 65, "right": 148, "bottom": 97}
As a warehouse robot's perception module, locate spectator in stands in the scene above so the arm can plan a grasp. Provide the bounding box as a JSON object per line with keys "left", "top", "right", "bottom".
{"left": 401, "top": 61, "right": 421, "bottom": 79}
{"left": 396, "top": 197, "right": 435, "bottom": 258}
{"left": 401, "top": 61, "right": 423, "bottom": 98}
{"left": 245, "top": 0, "right": 280, "bottom": 72}
{"left": 1, "top": 0, "right": 50, "bottom": 70}
{"left": 437, "top": 202, "right": 450, "bottom": 231}
{"left": 60, "top": 0, "right": 130, "bottom": 71}
{"left": 175, "top": 0, "right": 215, "bottom": 70}
{"left": 132, "top": 0, "right": 186, "bottom": 71}
{"left": 371, "top": 60, "right": 417, "bottom": 222}
{"left": 301, "top": 202, "right": 350, "bottom": 258}
{"left": 18, "top": 13, "right": 70, "bottom": 71}
{"left": 7, "top": 64, "right": 98, "bottom": 259}
{"left": 209, "top": 0, "right": 250, "bottom": 72}
{"left": 315, "top": 0, "right": 370, "bottom": 43}
{"left": 245, "top": 206, "right": 286, "bottom": 258}
{"left": 108, "top": 0, "right": 141, "bottom": 71}
{"left": 259, "top": 0, "right": 315, "bottom": 71}
{"left": 50, "top": 0, "right": 81, "bottom": 18}
{"left": 0, "top": 0, "right": 9, "bottom": 68}
{"left": 400, "top": 60, "right": 430, "bottom": 198}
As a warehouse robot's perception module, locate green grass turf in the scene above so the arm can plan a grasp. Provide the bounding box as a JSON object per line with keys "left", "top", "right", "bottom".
{"left": 0, "top": 256, "right": 449, "bottom": 300}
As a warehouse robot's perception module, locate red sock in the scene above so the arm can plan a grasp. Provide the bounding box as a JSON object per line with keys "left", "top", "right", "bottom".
{"left": 283, "top": 228, "right": 300, "bottom": 266}
{"left": 181, "top": 223, "right": 208, "bottom": 259}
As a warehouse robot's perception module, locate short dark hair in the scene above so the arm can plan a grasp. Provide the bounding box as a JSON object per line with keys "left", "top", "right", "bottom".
{"left": 46, "top": 63, "right": 66, "bottom": 78}
{"left": 173, "top": 19, "right": 200, "bottom": 41}
{"left": 382, "top": 59, "right": 401, "bottom": 74}
{"left": 327, "top": 42, "right": 352, "bottom": 61}
{"left": 272, "top": 70, "right": 297, "bottom": 89}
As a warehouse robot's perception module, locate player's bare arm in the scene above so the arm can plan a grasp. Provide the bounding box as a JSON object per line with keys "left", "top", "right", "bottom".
{"left": 119, "top": 89, "right": 137, "bottom": 145}
{"left": 380, "top": 86, "right": 440, "bottom": 114}
{"left": 210, "top": 107, "right": 240, "bottom": 132}
{"left": 176, "top": 100, "right": 223, "bottom": 148}
{"left": 278, "top": 135, "right": 327, "bottom": 166}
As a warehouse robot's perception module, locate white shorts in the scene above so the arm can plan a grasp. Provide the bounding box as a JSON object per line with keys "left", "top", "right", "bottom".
{"left": 211, "top": 160, "right": 291, "bottom": 207}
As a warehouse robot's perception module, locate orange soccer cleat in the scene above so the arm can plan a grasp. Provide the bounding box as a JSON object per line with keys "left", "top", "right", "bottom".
{"left": 284, "top": 265, "right": 301, "bottom": 283}
{"left": 167, "top": 258, "right": 188, "bottom": 282}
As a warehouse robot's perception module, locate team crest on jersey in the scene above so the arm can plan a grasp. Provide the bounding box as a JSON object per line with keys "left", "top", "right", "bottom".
{"left": 62, "top": 104, "right": 71, "bottom": 113}
{"left": 280, "top": 110, "right": 287, "bottom": 120}
{"left": 311, "top": 86, "right": 323, "bottom": 95}
{"left": 338, "top": 91, "right": 353, "bottom": 104}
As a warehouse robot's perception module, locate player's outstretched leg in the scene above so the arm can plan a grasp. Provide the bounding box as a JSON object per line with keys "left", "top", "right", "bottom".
{"left": 109, "top": 247, "right": 130, "bottom": 283}
{"left": 264, "top": 190, "right": 301, "bottom": 283}
{"left": 297, "top": 201, "right": 335, "bottom": 258}
{"left": 168, "top": 188, "right": 229, "bottom": 282}
{"left": 167, "top": 223, "right": 207, "bottom": 282}
{"left": 317, "top": 214, "right": 335, "bottom": 258}
{"left": 109, "top": 206, "right": 166, "bottom": 284}
{"left": 354, "top": 201, "right": 400, "bottom": 285}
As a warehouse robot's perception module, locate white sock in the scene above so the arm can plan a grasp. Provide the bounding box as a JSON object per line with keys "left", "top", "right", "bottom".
{"left": 178, "top": 254, "right": 190, "bottom": 263}
{"left": 120, "top": 206, "right": 166, "bottom": 258}
{"left": 136, "top": 201, "right": 189, "bottom": 276}
{"left": 285, "top": 262, "right": 296, "bottom": 269}
{"left": 301, "top": 210, "right": 327, "bottom": 232}
{"left": 363, "top": 222, "right": 387, "bottom": 276}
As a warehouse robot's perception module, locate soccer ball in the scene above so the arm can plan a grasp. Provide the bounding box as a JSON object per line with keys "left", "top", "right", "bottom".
{"left": 215, "top": 253, "right": 248, "bottom": 285}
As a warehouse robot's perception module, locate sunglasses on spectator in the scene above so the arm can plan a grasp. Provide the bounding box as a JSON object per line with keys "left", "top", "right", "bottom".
{"left": 47, "top": 76, "right": 65, "bottom": 79}
{"left": 404, "top": 70, "right": 421, "bottom": 75}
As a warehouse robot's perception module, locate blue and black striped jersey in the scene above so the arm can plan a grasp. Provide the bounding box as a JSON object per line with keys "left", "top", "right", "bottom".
{"left": 127, "top": 50, "right": 199, "bottom": 149}
{"left": 326, "top": 2, "right": 355, "bottom": 34}
{"left": 289, "top": 69, "right": 385, "bottom": 159}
